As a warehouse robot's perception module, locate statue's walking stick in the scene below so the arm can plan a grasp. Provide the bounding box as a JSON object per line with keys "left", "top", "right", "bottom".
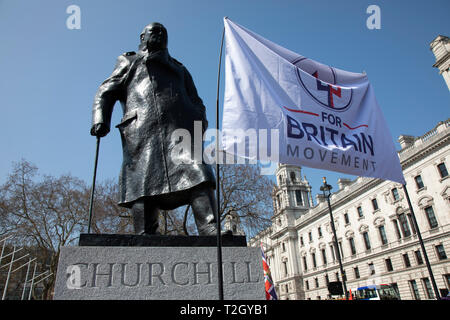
{"left": 87, "top": 136, "right": 101, "bottom": 234}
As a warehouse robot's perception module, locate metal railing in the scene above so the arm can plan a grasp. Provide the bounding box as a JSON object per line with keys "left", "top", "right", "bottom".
{"left": 0, "top": 236, "right": 52, "bottom": 300}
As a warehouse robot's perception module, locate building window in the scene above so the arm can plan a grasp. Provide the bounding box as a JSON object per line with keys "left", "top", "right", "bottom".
{"left": 398, "top": 213, "right": 411, "bottom": 237}
{"left": 295, "top": 190, "right": 302, "bottom": 206}
{"left": 303, "top": 256, "right": 308, "bottom": 271}
{"left": 276, "top": 194, "right": 281, "bottom": 209}
{"left": 357, "top": 206, "right": 364, "bottom": 218}
{"left": 354, "top": 267, "right": 360, "bottom": 279}
{"left": 330, "top": 245, "right": 336, "bottom": 262}
{"left": 282, "top": 261, "right": 288, "bottom": 276}
{"left": 385, "top": 258, "right": 394, "bottom": 272}
{"left": 368, "top": 263, "right": 375, "bottom": 275}
{"left": 371, "top": 198, "right": 379, "bottom": 211}
{"left": 435, "top": 244, "right": 447, "bottom": 260}
{"left": 315, "top": 277, "right": 319, "bottom": 288}
{"left": 363, "top": 232, "right": 371, "bottom": 250}
{"left": 437, "top": 162, "right": 448, "bottom": 178}
{"left": 424, "top": 206, "right": 438, "bottom": 229}
{"left": 321, "top": 249, "right": 327, "bottom": 265}
{"left": 378, "top": 225, "right": 388, "bottom": 245}
{"left": 300, "top": 236, "right": 304, "bottom": 246}
{"left": 415, "top": 250, "right": 424, "bottom": 265}
{"left": 422, "top": 278, "right": 434, "bottom": 299}
{"left": 325, "top": 274, "right": 329, "bottom": 285}
{"left": 445, "top": 274, "right": 450, "bottom": 291}
{"left": 305, "top": 280, "right": 309, "bottom": 290}
{"left": 409, "top": 280, "right": 420, "bottom": 300}
{"left": 392, "top": 188, "right": 400, "bottom": 201}
{"left": 282, "top": 242, "right": 286, "bottom": 252}
{"left": 344, "top": 213, "right": 349, "bottom": 224}
{"left": 414, "top": 175, "right": 425, "bottom": 189}
{"left": 308, "top": 231, "right": 313, "bottom": 242}
{"left": 393, "top": 220, "right": 402, "bottom": 239}
{"left": 312, "top": 253, "right": 317, "bottom": 268}
{"left": 391, "top": 283, "right": 401, "bottom": 299}
{"left": 407, "top": 214, "right": 417, "bottom": 235}
{"left": 349, "top": 238, "right": 356, "bottom": 255}
{"left": 403, "top": 253, "right": 411, "bottom": 268}
{"left": 318, "top": 227, "right": 322, "bottom": 238}
{"left": 290, "top": 171, "right": 296, "bottom": 182}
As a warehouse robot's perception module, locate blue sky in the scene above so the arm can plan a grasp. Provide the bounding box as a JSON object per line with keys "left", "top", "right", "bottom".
{"left": 0, "top": 0, "right": 449, "bottom": 199}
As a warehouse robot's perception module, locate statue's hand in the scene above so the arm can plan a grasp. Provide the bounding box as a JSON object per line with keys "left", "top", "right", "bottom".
{"left": 90, "top": 123, "right": 109, "bottom": 137}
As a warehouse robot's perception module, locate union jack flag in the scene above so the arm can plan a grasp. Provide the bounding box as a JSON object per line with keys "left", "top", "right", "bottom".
{"left": 261, "top": 242, "right": 278, "bottom": 300}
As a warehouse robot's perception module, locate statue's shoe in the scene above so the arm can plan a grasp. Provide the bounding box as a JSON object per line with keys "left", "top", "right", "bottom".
{"left": 198, "top": 225, "right": 233, "bottom": 236}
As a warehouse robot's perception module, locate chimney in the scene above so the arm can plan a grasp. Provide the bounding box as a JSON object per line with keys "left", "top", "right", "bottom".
{"left": 398, "top": 135, "right": 415, "bottom": 149}
{"left": 337, "top": 178, "right": 353, "bottom": 190}
{"left": 316, "top": 194, "right": 327, "bottom": 204}
{"left": 430, "top": 35, "right": 450, "bottom": 90}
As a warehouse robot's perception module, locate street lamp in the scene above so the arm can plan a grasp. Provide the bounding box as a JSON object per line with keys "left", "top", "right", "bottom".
{"left": 320, "top": 177, "right": 348, "bottom": 300}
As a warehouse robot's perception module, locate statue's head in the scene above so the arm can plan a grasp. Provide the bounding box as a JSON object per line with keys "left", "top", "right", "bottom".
{"left": 139, "top": 22, "right": 168, "bottom": 52}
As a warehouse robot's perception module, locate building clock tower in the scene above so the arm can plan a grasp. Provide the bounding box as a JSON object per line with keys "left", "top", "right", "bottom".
{"left": 273, "top": 163, "right": 313, "bottom": 219}
{"left": 270, "top": 163, "right": 313, "bottom": 300}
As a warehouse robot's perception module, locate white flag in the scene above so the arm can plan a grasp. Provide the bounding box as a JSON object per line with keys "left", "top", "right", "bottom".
{"left": 222, "top": 18, "right": 405, "bottom": 184}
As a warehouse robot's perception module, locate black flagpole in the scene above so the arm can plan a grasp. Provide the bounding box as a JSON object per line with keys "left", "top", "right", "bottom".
{"left": 215, "top": 24, "right": 226, "bottom": 300}
{"left": 87, "top": 136, "right": 101, "bottom": 234}
{"left": 403, "top": 183, "right": 441, "bottom": 299}
{"left": 321, "top": 177, "right": 348, "bottom": 299}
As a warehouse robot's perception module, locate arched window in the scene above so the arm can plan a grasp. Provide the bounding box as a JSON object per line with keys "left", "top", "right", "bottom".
{"left": 398, "top": 213, "right": 411, "bottom": 237}
{"left": 295, "top": 190, "right": 303, "bottom": 206}
{"left": 290, "top": 172, "right": 296, "bottom": 182}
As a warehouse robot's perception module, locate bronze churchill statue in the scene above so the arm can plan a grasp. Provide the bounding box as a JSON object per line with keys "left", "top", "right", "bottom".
{"left": 90, "top": 23, "right": 218, "bottom": 236}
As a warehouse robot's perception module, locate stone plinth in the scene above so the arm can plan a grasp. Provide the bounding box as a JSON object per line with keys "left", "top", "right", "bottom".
{"left": 54, "top": 245, "right": 265, "bottom": 300}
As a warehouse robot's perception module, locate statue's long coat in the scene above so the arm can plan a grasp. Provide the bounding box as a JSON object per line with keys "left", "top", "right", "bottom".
{"left": 92, "top": 49, "right": 215, "bottom": 209}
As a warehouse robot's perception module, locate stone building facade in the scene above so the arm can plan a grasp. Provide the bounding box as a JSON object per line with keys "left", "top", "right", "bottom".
{"left": 430, "top": 35, "right": 450, "bottom": 90}
{"left": 250, "top": 119, "right": 450, "bottom": 300}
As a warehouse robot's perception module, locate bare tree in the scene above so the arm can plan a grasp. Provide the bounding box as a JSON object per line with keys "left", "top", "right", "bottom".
{"left": 0, "top": 160, "right": 87, "bottom": 298}
{"left": 219, "top": 164, "right": 274, "bottom": 238}
{"left": 0, "top": 160, "right": 275, "bottom": 298}
{"left": 89, "top": 179, "right": 133, "bottom": 235}
{"left": 177, "top": 164, "right": 275, "bottom": 238}
{"left": 0, "top": 159, "right": 133, "bottom": 299}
